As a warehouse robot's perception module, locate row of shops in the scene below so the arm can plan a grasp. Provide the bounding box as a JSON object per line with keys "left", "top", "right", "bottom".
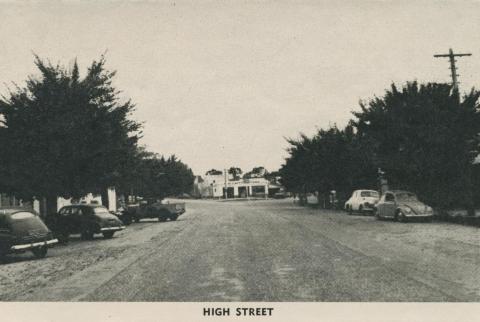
{"left": 192, "top": 173, "right": 283, "bottom": 199}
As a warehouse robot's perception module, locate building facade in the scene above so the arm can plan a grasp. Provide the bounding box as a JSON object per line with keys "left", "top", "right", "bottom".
{"left": 192, "top": 171, "right": 280, "bottom": 199}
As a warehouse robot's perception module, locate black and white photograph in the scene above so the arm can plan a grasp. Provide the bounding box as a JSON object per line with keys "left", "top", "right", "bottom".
{"left": 0, "top": 0, "right": 479, "bottom": 320}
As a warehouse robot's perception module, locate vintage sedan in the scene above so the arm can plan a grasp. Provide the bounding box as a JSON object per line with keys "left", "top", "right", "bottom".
{"left": 0, "top": 208, "right": 58, "bottom": 259}
{"left": 46, "top": 204, "right": 125, "bottom": 242}
{"left": 344, "top": 190, "right": 380, "bottom": 215}
{"left": 124, "top": 198, "right": 186, "bottom": 223}
{"left": 374, "top": 190, "right": 433, "bottom": 222}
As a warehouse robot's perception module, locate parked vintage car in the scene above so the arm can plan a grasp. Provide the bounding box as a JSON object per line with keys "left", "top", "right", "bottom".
{"left": 344, "top": 190, "right": 380, "bottom": 215}
{"left": 0, "top": 207, "right": 58, "bottom": 259}
{"left": 111, "top": 207, "right": 132, "bottom": 225}
{"left": 273, "top": 191, "right": 288, "bottom": 199}
{"left": 46, "top": 204, "right": 125, "bottom": 243}
{"left": 374, "top": 190, "right": 433, "bottom": 222}
{"left": 124, "top": 198, "right": 186, "bottom": 223}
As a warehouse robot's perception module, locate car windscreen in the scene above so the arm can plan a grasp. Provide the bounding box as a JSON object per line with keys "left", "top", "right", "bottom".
{"left": 395, "top": 192, "right": 418, "bottom": 202}
{"left": 6, "top": 211, "right": 49, "bottom": 234}
{"left": 92, "top": 207, "right": 110, "bottom": 214}
{"left": 92, "top": 207, "right": 114, "bottom": 218}
{"left": 360, "top": 191, "right": 379, "bottom": 198}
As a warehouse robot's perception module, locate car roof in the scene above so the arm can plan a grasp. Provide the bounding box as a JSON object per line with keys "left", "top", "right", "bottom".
{"left": 62, "top": 204, "right": 106, "bottom": 208}
{"left": 387, "top": 190, "right": 415, "bottom": 195}
{"left": 0, "top": 207, "right": 37, "bottom": 216}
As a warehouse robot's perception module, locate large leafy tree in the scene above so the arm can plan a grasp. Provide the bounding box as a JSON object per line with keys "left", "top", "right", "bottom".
{"left": 280, "top": 126, "right": 377, "bottom": 204}
{"left": 0, "top": 55, "right": 141, "bottom": 213}
{"left": 205, "top": 169, "right": 223, "bottom": 176}
{"left": 136, "top": 155, "right": 194, "bottom": 199}
{"left": 243, "top": 166, "right": 268, "bottom": 179}
{"left": 352, "top": 82, "right": 480, "bottom": 208}
{"left": 228, "top": 167, "right": 242, "bottom": 181}
{"left": 280, "top": 134, "right": 316, "bottom": 194}
{"left": 280, "top": 81, "right": 480, "bottom": 210}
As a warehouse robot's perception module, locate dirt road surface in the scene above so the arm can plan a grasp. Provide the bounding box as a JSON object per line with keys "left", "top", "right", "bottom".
{"left": 0, "top": 199, "right": 478, "bottom": 301}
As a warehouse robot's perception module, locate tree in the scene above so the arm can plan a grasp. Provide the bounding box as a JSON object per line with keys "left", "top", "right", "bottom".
{"left": 136, "top": 155, "right": 194, "bottom": 199}
{"left": 280, "top": 126, "right": 378, "bottom": 206}
{"left": 114, "top": 145, "right": 156, "bottom": 198}
{"left": 205, "top": 169, "right": 223, "bottom": 176}
{"left": 280, "top": 134, "right": 315, "bottom": 195}
{"left": 265, "top": 170, "right": 281, "bottom": 184}
{"left": 352, "top": 81, "right": 480, "bottom": 209}
{"left": 280, "top": 81, "right": 480, "bottom": 210}
{"left": 243, "top": 166, "right": 268, "bottom": 179}
{"left": 0, "top": 55, "right": 141, "bottom": 214}
{"left": 228, "top": 167, "right": 242, "bottom": 180}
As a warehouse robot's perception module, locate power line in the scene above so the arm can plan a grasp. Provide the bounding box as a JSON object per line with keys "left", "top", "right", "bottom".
{"left": 434, "top": 48, "right": 471, "bottom": 91}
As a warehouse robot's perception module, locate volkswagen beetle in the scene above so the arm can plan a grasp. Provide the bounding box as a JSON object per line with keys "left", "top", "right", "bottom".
{"left": 375, "top": 190, "right": 433, "bottom": 222}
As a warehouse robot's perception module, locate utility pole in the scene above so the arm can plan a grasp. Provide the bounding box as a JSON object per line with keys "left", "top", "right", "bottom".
{"left": 224, "top": 168, "right": 227, "bottom": 199}
{"left": 434, "top": 48, "right": 471, "bottom": 92}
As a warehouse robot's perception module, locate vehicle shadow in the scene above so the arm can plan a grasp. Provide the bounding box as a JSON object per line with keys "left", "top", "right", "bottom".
{"left": 0, "top": 253, "right": 42, "bottom": 265}
{"left": 54, "top": 233, "right": 122, "bottom": 246}
{"left": 131, "top": 218, "right": 186, "bottom": 224}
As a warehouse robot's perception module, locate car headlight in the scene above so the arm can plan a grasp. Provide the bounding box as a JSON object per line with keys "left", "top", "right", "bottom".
{"left": 426, "top": 206, "right": 433, "bottom": 213}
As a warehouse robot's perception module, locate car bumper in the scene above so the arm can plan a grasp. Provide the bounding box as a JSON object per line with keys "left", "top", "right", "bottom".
{"left": 405, "top": 213, "right": 433, "bottom": 218}
{"left": 100, "top": 226, "right": 125, "bottom": 232}
{"left": 11, "top": 238, "right": 58, "bottom": 251}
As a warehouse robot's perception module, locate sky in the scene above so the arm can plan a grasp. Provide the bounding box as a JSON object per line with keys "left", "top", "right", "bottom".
{"left": 1, "top": 1, "right": 480, "bottom": 176}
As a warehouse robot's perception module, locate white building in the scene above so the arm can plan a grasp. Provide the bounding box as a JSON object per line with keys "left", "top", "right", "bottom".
{"left": 192, "top": 171, "right": 279, "bottom": 199}
{"left": 57, "top": 187, "right": 117, "bottom": 211}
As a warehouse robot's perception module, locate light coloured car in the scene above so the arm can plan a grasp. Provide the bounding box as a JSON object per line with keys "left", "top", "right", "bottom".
{"left": 345, "top": 190, "right": 380, "bottom": 215}
{"left": 375, "top": 190, "right": 433, "bottom": 222}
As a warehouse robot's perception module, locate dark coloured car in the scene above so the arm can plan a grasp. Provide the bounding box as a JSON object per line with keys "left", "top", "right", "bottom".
{"left": 111, "top": 207, "right": 133, "bottom": 225}
{"left": 125, "top": 199, "right": 186, "bottom": 223}
{"left": 273, "top": 191, "right": 287, "bottom": 199}
{"left": 0, "top": 207, "right": 58, "bottom": 259}
{"left": 46, "top": 204, "right": 125, "bottom": 242}
{"left": 375, "top": 190, "right": 433, "bottom": 222}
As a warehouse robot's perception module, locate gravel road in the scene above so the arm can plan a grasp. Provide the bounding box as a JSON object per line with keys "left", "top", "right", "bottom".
{"left": 0, "top": 198, "right": 478, "bottom": 301}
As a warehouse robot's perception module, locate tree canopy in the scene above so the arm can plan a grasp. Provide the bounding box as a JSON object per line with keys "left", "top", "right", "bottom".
{"left": 281, "top": 81, "right": 480, "bottom": 209}
{"left": 205, "top": 169, "right": 223, "bottom": 176}
{"left": 352, "top": 82, "right": 480, "bottom": 208}
{"left": 133, "top": 154, "right": 194, "bottom": 199}
{"left": 0, "top": 56, "right": 141, "bottom": 203}
{"left": 243, "top": 166, "right": 268, "bottom": 179}
{"left": 228, "top": 167, "right": 242, "bottom": 180}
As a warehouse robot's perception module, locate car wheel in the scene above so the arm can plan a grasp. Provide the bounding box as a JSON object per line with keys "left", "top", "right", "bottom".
{"left": 346, "top": 205, "right": 352, "bottom": 215}
{"left": 374, "top": 209, "right": 382, "bottom": 220}
{"left": 32, "top": 246, "right": 47, "bottom": 259}
{"left": 102, "top": 231, "right": 115, "bottom": 239}
{"left": 169, "top": 214, "right": 178, "bottom": 221}
{"left": 81, "top": 229, "right": 94, "bottom": 240}
{"left": 58, "top": 232, "right": 69, "bottom": 244}
{"left": 134, "top": 217, "right": 140, "bottom": 223}
{"left": 158, "top": 215, "right": 167, "bottom": 222}
{"left": 359, "top": 205, "right": 364, "bottom": 215}
{"left": 121, "top": 214, "right": 132, "bottom": 225}
{"left": 396, "top": 210, "right": 407, "bottom": 223}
